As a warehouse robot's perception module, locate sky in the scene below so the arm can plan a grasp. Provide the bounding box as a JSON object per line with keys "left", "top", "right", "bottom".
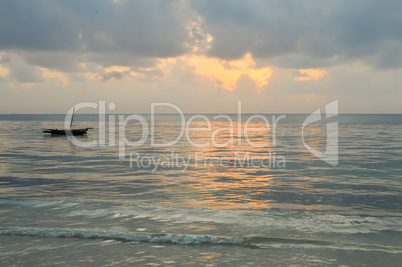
{"left": 0, "top": 0, "right": 402, "bottom": 114}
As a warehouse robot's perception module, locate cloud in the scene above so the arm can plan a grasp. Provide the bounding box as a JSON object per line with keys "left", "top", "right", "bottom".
{"left": 24, "top": 52, "right": 86, "bottom": 73}
{"left": 191, "top": 0, "right": 402, "bottom": 69}
{"left": 0, "top": 0, "right": 402, "bottom": 114}
{"left": 295, "top": 69, "right": 327, "bottom": 81}
{"left": 0, "top": 0, "right": 191, "bottom": 70}
{"left": 2, "top": 0, "right": 402, "bottom": 73}
{"left": 187, "top": 53, "right": 272, "bottom": 90}
{"left": 98, "top": 71, "right": 124, "bottom": 81}
{"left": 0, "top": 65, "right": 9, "bottom": 78}
{"left": 40, "top": 68, "right": 70, "bottom": 85}
{"left": 0, "top": 54, "right": 10, "bottom": 64}
{"left": 3, "top": 54, "right": 43, "bottom": 83}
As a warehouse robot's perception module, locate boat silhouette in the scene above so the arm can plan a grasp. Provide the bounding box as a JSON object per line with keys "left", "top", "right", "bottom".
{"left": 42, "top": 108, "right": 93, "bottom": 136}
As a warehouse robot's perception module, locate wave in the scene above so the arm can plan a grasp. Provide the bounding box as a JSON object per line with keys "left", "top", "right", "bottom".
{"left": 0, "top": 227, "right": 244, "bottom": 245}
{"left": 1, "top": 227, "right": 401, "bottom": 254}
{"left": 2, "top": 198, "right": 402, "bottom": 235}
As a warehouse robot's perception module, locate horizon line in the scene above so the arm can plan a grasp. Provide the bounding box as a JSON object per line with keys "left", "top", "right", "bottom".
{"left": 1, "top": 113, "right": 402, "bottom": 115}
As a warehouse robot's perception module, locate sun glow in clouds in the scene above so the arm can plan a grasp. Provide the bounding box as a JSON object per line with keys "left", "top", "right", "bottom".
{"left": 80, "top": 52, "right": 273, "bottom": 92}
{"left": 0, "top": 65, "right": 9, "bottom": 77}
{"left": 40, "top": 68, "right": 70, "bottom": 86}
{"left": 295, "top": 69, "right": 327, "bottom": 81}
{"left": 187, "top": 53, "right": 272, "bottom": 91}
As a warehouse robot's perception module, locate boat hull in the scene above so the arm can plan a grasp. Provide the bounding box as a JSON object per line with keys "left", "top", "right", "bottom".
{"left": 42, "top": 128, "right": 92, "bottom": 135}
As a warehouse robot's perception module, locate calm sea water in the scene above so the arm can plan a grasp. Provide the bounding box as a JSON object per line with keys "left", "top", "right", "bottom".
{"left": 0, "top": 114, "right": 401, "bottom": 266}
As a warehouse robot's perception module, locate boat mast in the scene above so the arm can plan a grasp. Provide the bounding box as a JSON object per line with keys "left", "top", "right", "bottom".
{"left": 70, "top": 107, "right": 75, "bottom": 129}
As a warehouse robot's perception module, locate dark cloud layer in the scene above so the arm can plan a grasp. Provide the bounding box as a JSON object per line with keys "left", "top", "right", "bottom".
{"left": 192, "top": 0, "right": 402, "bottom": 69}
{"left": 1, "top": 0, "right": 402, "bottom": 71}
{"left": 0, "top": 0, "right": 188, "bottom": 54}
{"left": 0, "top": 0, "right": 190, "bottom": 70}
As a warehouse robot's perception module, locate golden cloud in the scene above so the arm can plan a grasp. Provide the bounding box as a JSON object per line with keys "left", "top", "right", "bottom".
{"left": 40, "top": 68, "right": 70, "bottom": 85}
{"left": 187, "top": 53, "right": 272, "bottom": 90}
{"left": 295, "top": 69, "right": 327, "bottom": 81}
{"left": 0, "top": 65, "right": 9, "bottom": 77}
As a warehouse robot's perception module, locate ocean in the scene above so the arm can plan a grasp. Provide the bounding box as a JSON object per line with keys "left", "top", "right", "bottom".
{"left": 0, "top": 114, "right": 401, "bottom": 266}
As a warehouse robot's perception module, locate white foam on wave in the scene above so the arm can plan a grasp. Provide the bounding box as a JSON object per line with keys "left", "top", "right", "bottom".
{"left": 1, "top": 227, "right": 401, "bottom": 254}
{"left": 65, "top": 204, "right": 402, "bottom": 234}
{"left": 0, "top": 227, "right": 245, "bottom": 245}
{"left": 3, "top": 198, "right": 402, "bottom": 234}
